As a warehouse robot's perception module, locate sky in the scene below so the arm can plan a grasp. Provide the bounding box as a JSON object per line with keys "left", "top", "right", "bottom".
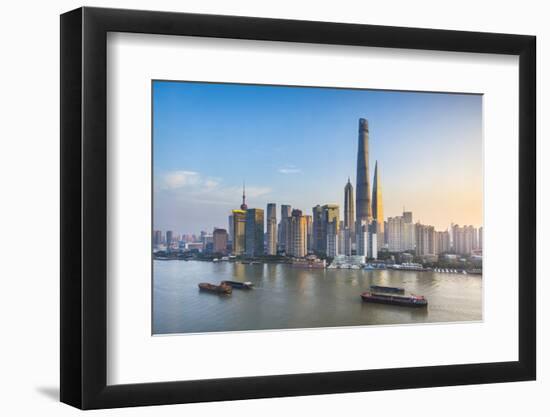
{"left": 153, "top": 80, "right": 482, "bottom": 235}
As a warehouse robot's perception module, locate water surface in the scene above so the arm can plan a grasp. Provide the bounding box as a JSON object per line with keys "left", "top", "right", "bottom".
{"left": 153, "top": 260, "right": 482, "bottom": 334}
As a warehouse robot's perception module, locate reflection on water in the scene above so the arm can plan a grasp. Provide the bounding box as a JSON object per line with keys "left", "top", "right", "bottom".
{"left": 153, "top": 260, "right": 482, "bottom": 335}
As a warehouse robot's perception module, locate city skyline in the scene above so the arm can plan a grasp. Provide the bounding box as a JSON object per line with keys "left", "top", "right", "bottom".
{"left": 153, "top": 81, "right": 482, "bottom": 234}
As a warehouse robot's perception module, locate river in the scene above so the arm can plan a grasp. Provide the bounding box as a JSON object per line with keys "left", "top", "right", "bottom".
{"left": 153, "top": 260, "right": 482, "bottom": 334}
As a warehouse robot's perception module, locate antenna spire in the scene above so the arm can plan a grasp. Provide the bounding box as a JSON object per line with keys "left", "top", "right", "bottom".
{"left": 240, "top": 180, "right": 248, "bottom": 210}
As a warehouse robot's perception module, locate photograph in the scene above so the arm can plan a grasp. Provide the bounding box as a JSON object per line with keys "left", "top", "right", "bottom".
{"left": 152, "top": 80, "right": 483, "bottom": 335}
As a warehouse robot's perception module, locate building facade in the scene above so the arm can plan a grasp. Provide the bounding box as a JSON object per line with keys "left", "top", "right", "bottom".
{"left": 266, "top": 203, "right": 277, "bottom": 255}
{"left": 415, "top": 223, "right": 435, "bottom": 256}
{"left": 371, "top": 160, "right": 385, "bottom": 250}
{"left": 288, "top": 209, "right": 308, "bottom": 258}
{"left": 434, "top": 230, "right": 451, "bottom": 255}
{"left": 344, "top": 178, "right": 355, "bottom": 246}
{"left": 231, "top": 209, "right": 246, "bottom": 255}
{"left": 356, "top": 118, "right": 372, "bottom": 225}
{"left": 212, "top": 228, "right": 228, "bottom": 254}
{"left": 245, "top": 208, "right": 264, "bottom": 257}
{"left": 278, "top": 204, "right": 291, "bottom": 253}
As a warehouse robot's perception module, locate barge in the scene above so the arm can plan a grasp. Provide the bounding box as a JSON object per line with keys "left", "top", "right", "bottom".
{"left": 198, "top": 282, "right": 232, "bottom": 295}
{"left": 221, "top": 280, "right": 254, "bottom": 290}
{"left": 369, "top": 285, "right": 405, "bottom": 294}
{"left": 361, "top": 291, "right": 427, "bottom": 307}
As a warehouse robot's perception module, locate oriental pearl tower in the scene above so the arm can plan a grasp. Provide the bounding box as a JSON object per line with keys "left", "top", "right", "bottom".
{"left": 240, "top": 181, "right": 248, "bottom": 210}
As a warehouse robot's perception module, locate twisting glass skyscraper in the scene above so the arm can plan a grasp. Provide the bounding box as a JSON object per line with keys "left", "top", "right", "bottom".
{"left": 356, "top": 118, "right": 372, "bottom": 225}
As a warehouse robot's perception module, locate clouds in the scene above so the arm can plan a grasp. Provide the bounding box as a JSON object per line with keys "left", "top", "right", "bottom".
{"left": 160, "top": 170, "right": 203, "bottom": 189}
{"left": 278, "top": 166, "right": 302, "bottom": 175}
{"left": 156, "top": 170, "right": 271, "bottom": 206}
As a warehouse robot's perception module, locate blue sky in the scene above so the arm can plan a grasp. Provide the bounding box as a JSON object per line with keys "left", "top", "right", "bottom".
{"left": 153, "top": 81, "right": 482, "bottom": 234}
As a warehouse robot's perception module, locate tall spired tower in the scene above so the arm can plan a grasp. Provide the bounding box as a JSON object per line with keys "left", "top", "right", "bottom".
{"left": 356, "top": 118, "right": 372, "bottom": 224}
{"left": 372, "top": 160, "right": 384, "bottom": 246}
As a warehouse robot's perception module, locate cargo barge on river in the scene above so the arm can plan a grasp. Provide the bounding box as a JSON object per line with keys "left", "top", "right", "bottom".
{"left": 198, "top": 282, "right": 232, "bottom": 294}
{"left": 370, "top": 285, "right": 405, "bottom": 294}
{"left": 361, "top": 291, "right": 428, "bottom": 307}
{"left": 221, "top": 280, "right": 254, "bottom": 289}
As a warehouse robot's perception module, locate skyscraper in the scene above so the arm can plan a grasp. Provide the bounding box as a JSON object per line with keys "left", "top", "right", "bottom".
{"left": 387, "top": 213, "right": 415, "bottom": 252}
{"left": 212, "top": 228, "right": 228, "bottom": 254}
{"left": 245, "top": 208, "right": 264, "bottom": 256}
{"left": 323, "top": 204, "right": 340, "bottom": 256}
{"left": 278, "top": 204, "right": 291, "bottom": 253}
{"left": 305, "top": 215, "right": 313, "bottom": 252}
{"left": 231, "top": 209, "right": 246, "bottom": 255}
{"left": 415, "top": 223, "right": 435, "bottom": 256}
{"left": 371, "top": 161, "right": 384, "bottom": 249}
{"left": 153, "top": 230, "right": 163, "bottom": 248}
{"left": 266, "top": 203, "right": 277, "bottom": 255}
{"left": 312, "top": 204, "right": 324, "bottom": 253}
{"left": 356, "top": 118, "right": 372, "bottom": 225}
{"left": 344, "top": 178, "right": 355, "bottom": 232}
{"left": 434, "top": 230, "right": 450, "bottom": 255}
{"left": 288, "top": 209, "right": 308, "bottom": 258}
{"left": 166, "top": 230, "right": 173, "bottom": 250}
{"left": 326, "top": 219, "right": 339, "bottom": 257}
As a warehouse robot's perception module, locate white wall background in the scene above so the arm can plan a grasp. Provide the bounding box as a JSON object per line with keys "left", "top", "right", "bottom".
{"left": 0, "top": 0, "right": 545, "bottom": 415}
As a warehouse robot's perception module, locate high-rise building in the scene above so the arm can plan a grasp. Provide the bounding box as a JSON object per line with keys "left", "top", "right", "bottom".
{"left": 323, "top": 204, "right": 340, "bottom": 256}
{"left": 231, "top": 209, "right": 246, "bottom": 255}
{"left": 387, "top": 212, "right": 415, "bottom": 252}
{"left": 434, "top": 230, "right": 450, "bottom": 255}
{"left": 344, "top": 178, "right": 355, "bottom": 244}
{"left": 266, "top": 203, "right": 277, "bottom": 255}
{"left": 278, "top": 204, "right": 291, "bottom": 253}
{"left": 153, "top": 230, "right": 163, "bottom": 247}
{"left": 368, "top": 222, "right": 378, "bottom": 259}
{"left": 288, "top": 209, "right": 308, "bottom": 258}
{"left": 312, "top": 205, "right": 324, "bottom": 253}
{"left": 356, "top": 220, "right": 368, "bottom": 256}
{"left": 245, "top": 208, "right": 264, "bottom": 257}
{"left": 451, "top": 224, "right": 477, "bottom": 255}
{"left": 326, "top": 219, "right": 339, "bottom": 257}
{"left": 371, "top": 161, "right": 385, "bottom": 249}
{"left": 213, "top": 228, "right": 228, "bottom": 254}
{"left": 305, "top": 215, "right": 313, "bottom": 253}
{"left": 356, "top": 118, "right": 372, "bottom": 226}
{"left": 478, "top": 227, "right": 483, "bottom": 251}
{"left": 415, "top": 223, "right": 435, "bottom": 256}
{"left": 166, "top": 230, "right": 173, "bottom": 250}
{"left": 227, "top": 214, "right": 234, "bottom": 242}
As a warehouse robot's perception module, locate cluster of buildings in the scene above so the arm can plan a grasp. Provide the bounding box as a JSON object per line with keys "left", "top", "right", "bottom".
{"left": 154, "top": 118, "right": 482, "bottom": 261}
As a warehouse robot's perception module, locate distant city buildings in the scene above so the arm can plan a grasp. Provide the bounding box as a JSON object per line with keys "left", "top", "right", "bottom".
{"left": 387, "top": 213, "right": 415, "bottom": 252}
{"left": 415, "top": 223, "right": 435, "bottom": 256}
{"left": 451, "top": 224, "right": 479, "bottom": 256}
{"left": 154, "top": 117, "right": 481, "bottom": 263}
{"left": 212, "top": 228, "right": 228, "bottom": 254}
{"left": 434, "top": 230, "right": 451, "bottom": 255}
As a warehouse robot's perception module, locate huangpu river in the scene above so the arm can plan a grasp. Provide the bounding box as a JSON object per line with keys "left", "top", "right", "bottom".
{"left": 153, "top": 260, "right": 482, "bottom": 335}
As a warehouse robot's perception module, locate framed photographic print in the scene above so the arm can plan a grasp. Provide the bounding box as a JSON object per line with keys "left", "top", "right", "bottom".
{"left": 60, "top": 6, "right": 536, "bottom": 409}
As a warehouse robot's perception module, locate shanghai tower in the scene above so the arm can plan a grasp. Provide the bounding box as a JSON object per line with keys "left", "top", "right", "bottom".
{"left": 356, "top": 118, "right": 372, "bottom": 224}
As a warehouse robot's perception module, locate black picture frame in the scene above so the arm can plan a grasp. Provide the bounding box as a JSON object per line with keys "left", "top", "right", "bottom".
{"left": 60, "top": 6, "right": 536, "bottom": 410}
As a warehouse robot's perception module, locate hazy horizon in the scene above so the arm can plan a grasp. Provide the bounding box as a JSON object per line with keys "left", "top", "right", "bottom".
{"left": 153, "top": 81, "right": 483, "bottom": 235}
